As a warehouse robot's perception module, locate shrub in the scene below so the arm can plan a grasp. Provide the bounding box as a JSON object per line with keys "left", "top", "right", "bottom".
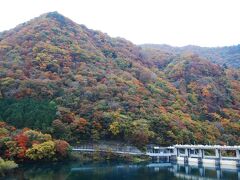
{"left": 0, "top": 158, "right": 18, "bottom": 176}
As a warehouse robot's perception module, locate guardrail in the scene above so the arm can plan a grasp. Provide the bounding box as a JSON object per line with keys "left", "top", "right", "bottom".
{"left": 72, "top": 145, "right": 143, "bottom": 155}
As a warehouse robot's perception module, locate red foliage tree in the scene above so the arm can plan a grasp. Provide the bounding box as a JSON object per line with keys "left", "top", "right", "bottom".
{"left": 54, "top": 140, "right": 70, "bottom": 157}
{"left": 14, "top": 133, "right": 29, "bottom": 158}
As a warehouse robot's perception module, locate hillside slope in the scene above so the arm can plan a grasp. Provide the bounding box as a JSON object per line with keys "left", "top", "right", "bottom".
{"left": 140, "top": 44, "right": 240, "bottom": 68}
{"left": 0, "top": 12, "right": 239, "bottom": 147}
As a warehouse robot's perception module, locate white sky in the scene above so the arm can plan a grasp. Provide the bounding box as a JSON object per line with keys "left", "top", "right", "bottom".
{"left": 0, "top": 0, "right": 240, "bottom": 47}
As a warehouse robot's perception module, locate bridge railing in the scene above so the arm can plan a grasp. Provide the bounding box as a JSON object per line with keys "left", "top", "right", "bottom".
{"left": 72, "top": 144, "right": 240, "bottom": 160}
{"left": 72, "top": 144, "right": 143, "bottom": 154}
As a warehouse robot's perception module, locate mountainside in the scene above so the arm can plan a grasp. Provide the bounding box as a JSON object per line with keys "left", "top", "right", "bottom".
{"left": 0, "top": 12, "right": 239, "bottom": 147}
{"left": 140, "top": 44, "right": 240, "bottom": 68}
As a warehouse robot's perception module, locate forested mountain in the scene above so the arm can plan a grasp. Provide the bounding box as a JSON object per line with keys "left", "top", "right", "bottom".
{"left": 0, "top": 12, "right": 239, "bottom": 148}
{"left": 141, "top": 44, "right": 240, "bottom": 68}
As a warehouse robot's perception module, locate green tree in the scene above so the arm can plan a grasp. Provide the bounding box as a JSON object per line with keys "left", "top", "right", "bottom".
{"left": 0, "top": 98, "right": 57, "bottom": 130}
{"left": 126, "top": 119, "right": 154, "bottom": 148}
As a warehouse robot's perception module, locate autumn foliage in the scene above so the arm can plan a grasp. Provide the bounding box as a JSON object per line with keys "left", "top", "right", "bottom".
{"left": 0, "top": 12, "right": 239, "bottom": 149}
{"left": 0, "top": 122, "right": 70, "bottom": 161}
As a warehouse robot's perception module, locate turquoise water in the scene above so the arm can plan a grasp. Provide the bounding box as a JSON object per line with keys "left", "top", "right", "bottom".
{"left": 4, "top": 162, "right": 240, "bottom": 179}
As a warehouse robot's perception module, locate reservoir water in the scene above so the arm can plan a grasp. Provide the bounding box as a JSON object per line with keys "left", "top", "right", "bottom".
{"left": 4, "top": 161, "right": 240, "bottom": 179}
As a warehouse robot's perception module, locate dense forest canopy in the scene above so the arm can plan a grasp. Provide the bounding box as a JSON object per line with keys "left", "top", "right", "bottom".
{"left": 0, "top": 12, "right": 239, "bottom": 148}
{"left": 140, "top": 44, "right": 240, "bottom": 68}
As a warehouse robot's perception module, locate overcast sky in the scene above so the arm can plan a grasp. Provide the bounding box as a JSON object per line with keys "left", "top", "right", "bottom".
{"left": 0, "top": 0, "right": 240, "bottom": 47}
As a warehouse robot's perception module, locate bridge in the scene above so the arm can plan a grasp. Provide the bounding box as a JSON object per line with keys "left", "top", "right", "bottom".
{"left": 72, "top": 147, "right": 144, "bottom": 155}
{"left": 72, "top": 144, "right": 240, "bottom": 168}
{"left": 174, "top": 145, "right": 240, "bottom": 159}
{"left": 147, "top": 144, "right": 240, "bottom": 168}
{"left": 72, "top": 144, "right": 144, "bottom": 155}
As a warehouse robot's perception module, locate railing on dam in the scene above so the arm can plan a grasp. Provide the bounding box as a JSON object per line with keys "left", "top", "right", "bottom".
{"left": 173, "top": 145, "right": 240, "bottom": 160}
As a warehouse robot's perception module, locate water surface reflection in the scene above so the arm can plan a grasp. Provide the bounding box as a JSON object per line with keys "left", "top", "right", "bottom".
{"left": 4, "top": 161, "right": 240, "bottom": 179}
